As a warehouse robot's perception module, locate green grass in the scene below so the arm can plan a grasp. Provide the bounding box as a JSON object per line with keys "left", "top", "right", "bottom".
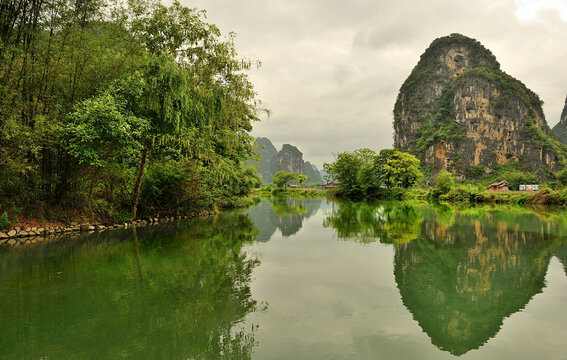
{"left": 253, "top": 187, "right": 327, "bottom": 199}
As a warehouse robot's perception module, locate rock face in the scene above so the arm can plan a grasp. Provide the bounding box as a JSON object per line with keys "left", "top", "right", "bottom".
{"left": 252, "top": 137, "right": 278, "bottom": 181}
{"left": 251, "top": 138, "right": 323, "bottom": 184}
{"left": 303, "top": 161, "right": 322, "bottom": 184}
{"left": 552, "top": 95, "right": 567, "bottom": 144}
{"left": 273, "top": 144, "right": 304, "bottom": 174}
{"left": 394, "top": 33, "right": 567, "bottom": 177}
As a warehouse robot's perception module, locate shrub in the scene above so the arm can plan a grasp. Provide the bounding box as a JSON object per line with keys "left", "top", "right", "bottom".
{"left": 0, "top": 211, "right": 11, "bottom": 230}
{"left": 138, "top": 161, "right": 205, "bottom": 216}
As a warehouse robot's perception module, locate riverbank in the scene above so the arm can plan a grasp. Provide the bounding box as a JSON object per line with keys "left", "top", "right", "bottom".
{"left": 325, "top": 185, "right": 567, "bottom": 206}
{"left": 0, "top": 209, "right": 217, "bottom": 247}
{"left": 253, "top": 187, "right": 327, "bottom": 198}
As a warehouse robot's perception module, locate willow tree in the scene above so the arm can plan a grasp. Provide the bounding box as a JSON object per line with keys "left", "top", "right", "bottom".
{"left": 65, "top": 55, "right": 191, "bottom": 218}
{"left": 64, "top": 0, "right": 264, "bottom": 218}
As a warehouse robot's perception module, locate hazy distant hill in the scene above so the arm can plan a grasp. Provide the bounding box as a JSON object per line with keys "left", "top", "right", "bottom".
{"left": 251, "top": 137, "right": 323, "bottom": 184}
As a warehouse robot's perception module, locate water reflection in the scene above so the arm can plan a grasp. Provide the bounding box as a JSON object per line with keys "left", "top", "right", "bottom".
{"left": 0, "top": 213, "right": 261, "bottom": 359}
{"left": 324, "top": 201, "right": 567, "bottom": 355}
{"left": 246, "top": 198, "right": 323, "bottom": 240}
{"left": 555, "top": 242, "right": 567, "bottom": 276}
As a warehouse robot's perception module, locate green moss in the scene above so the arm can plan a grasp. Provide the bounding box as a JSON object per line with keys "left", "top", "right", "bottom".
{"left": 454, "top": 67, "right": 543, "bottom": 112}
{"left": 412, "top": 80, "right": 463, "bottom": 155}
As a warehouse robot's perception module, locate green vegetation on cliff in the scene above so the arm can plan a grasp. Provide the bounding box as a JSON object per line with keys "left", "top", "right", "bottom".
{"left": 394, "top": 33, "right": 499, "bottom": 123}
{"left": 394, "top": 33, "right": 567, "bottom": 178}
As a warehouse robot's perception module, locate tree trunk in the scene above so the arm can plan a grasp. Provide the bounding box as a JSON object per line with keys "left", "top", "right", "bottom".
{"left": 132, "top": 145, "right": 148, "bottom": 219}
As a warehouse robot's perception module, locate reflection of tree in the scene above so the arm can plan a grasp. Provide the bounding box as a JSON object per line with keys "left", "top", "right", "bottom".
{"left": 246, "top": 198, "right": 322, "bottom": 240}
{"left": 322, "top": 201, "right": 424, "bottom": 244}
{"left": 0, "top": 212, "right": 261, "bottom": 359}
{"left": 323, "top": 201, "right": 567, "bottom": 355}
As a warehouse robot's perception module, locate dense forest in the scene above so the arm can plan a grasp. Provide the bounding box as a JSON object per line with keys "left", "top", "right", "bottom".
{"left": 0, "top": 0, "right": 263, "bottom": 224}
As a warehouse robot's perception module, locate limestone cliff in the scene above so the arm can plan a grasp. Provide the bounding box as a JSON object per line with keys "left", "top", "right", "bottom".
{"left": 251, "top": 138, "right": 323, "bottom": 184}
{"left": 303, "top": 161, "right": 323, "bottom": 184}
{"left": 394, "top": 33, "right": 567, "bottom": 177}
{"left": 552, "top": 95, "right": 567, "bottom": 144}
{"left": 272, "top": 144, "right": 304, "bottom": 174}
{"left": 251, "top": 137, "right": 278, "bottom": 182}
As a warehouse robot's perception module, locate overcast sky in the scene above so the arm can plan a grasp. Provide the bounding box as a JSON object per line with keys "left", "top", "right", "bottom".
{"left": 184, "top": 0, "right": 567, "bottom": 168}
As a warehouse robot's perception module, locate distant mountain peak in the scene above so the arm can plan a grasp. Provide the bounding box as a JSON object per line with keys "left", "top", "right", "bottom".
{"left": 250, "top": 137, "right": 323, "bottom": 184}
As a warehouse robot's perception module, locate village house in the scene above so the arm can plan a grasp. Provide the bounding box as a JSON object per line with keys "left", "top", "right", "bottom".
{"left": 487, "top": 181, "right": 510, "bottom": 191}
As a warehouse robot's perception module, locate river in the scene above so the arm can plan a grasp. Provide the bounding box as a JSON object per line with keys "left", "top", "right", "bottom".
{"left": 1, "top": 198, "right": 567, "bottom": 359}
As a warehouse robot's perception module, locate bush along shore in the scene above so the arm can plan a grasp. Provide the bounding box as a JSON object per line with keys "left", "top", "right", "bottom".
{"left": 322, "top": 148, "right": 567, "bottom": 206}
{"left": 0, "top": 210, "right": 217, "bottom": 248}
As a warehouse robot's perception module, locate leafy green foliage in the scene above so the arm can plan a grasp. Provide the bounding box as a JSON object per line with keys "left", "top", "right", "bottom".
{"left": 0, "top": 0, "right": 263, "bottom": 220}
{"left": 429, "top": 171, "right": 456, "bottom": 200}
{"left": 324, "top": 148, "right": 421, "bottom": 197}
{"left": 138, "top": 161, "right": 203, "bottom": 216}
{"left": 557, "top": 169, "right": 567, "bottom": 188}
{"left": 0, "top": 211, "right": 11, "bottom": 230}
{"left": 375, "top": 149, "right": 423, "bottom": 189}
{"left": 272, "top": 171, "right": 298, "bottom": 188}
{"left": 521, "top": 118, "right": 567, "bottom": 168}
{"left": 323, "top": 148, "right": 377, "bottom": 196}
{"left": 481, "top": 163, "right": 539, "bottom": 191}
{"left": 465, "top": 165, "right": 486, "bottom": 179}
{"left": 435, "top": 171, "right": 455, "bottom": 194}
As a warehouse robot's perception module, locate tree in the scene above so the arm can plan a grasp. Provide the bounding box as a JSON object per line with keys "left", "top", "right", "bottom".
{"left": 374, "top": 149, "right": 422, "bottom": 189}
{"left": 272, "top": 171, "right": 298, "bottom": 188}
{"left": 0, "top": 0, "right": 265, "bottom": 221}
{"left": 65, "top": 55, "right": 190, "bottom": 218}
{"left": 434, "top": 171, "right": 455, "bottom": 195}
{"left": 323, "top": 148, "right": 377, "bottom": 195}
{"left": 557, "top": 169, "right": 567, "bottom": 188}
{"left": 297, "top": 174, "right": 308, "bottom": 186}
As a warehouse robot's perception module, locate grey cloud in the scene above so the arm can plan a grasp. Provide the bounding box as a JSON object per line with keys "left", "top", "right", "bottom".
{"left": 184, "top": 0, "right": 567, "bottom": 165}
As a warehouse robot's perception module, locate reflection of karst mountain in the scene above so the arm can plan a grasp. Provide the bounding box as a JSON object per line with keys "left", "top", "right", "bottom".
{"left": 555, "top": 243, "right": 567, "bottom": 276}
{"left": 246, "top": 199, "right": 323, "bottom": 241}
{"left": 395, "top": 212, "right": 558, "bottom": 356}
{"left": 323, "top": 202, "right": 567, "bottom": 355}
{"left": 0, "top": 213, "right": 261, "bottom": 359}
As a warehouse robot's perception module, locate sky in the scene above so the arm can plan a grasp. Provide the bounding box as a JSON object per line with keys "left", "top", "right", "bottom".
{"left": 184, "top": 0, "right": 567, "bottom": 168}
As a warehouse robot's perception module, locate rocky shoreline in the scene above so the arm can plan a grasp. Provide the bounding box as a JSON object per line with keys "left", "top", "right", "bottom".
{"left": 0, "top": 209, "right": 217, "bottom": 247}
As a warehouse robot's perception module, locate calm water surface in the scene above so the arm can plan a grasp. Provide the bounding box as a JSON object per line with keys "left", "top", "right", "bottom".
{"left": 1, "top": 198, "right": 567, "bottom": 359}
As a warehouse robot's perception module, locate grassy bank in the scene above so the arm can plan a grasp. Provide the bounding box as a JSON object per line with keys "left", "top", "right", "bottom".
{"left": 339, "top": 186, "right": 567, "bottom": 206}
{"left": 274, "top": 183, "right": 567, "bottom": 207}
{"left": 253, "top": 187, "right": 328, "bottom": 198}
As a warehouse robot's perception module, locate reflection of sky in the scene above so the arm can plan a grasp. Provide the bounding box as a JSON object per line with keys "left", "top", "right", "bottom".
{"left": 243, "top": 202, "right": 567, "bottom": 360}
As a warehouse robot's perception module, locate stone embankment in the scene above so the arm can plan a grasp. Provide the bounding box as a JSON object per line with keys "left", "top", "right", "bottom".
{"left": 0, "top": 210, "right": 217, "bottom": 247}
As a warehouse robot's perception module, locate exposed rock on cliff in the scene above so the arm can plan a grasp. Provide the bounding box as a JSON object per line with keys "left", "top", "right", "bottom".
{"left": 252, "top": 137, "right": 278, "bottom": 181}
{"left": 552, "top": 95, "right": 567, "bottom": 144}
{"left": 394, "top": 33, "right": 567, "bottom": 177}
{"left": 303, "top": 161, "right": 322, "bottom": 184}
{"left": 251, "top": 138, "right": 323, "bottom": 184}
{"left": 272, "top": 144, "right": 304, "bottom": 174}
